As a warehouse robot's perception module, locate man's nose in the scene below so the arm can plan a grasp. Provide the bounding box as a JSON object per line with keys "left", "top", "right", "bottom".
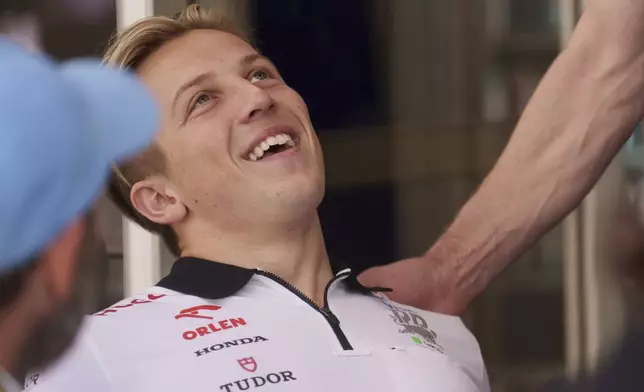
{"left": 237, "top": 82, "right": 275, "bottom": 124}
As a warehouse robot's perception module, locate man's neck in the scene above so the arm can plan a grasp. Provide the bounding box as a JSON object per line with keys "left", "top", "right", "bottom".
{"left": 179, "top": 213, "right": 334, "bottom": 306}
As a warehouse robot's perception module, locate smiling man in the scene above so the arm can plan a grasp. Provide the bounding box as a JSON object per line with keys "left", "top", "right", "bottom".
{"left": 25, "top": 5, "right": 488, "bottom": 392}
{"left": 27, "top": 0, "right": 644, "bottom": 391}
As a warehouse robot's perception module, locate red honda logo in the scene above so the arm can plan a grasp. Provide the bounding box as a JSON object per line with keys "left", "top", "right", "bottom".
{"left": 237, "top": 357, "right": 258, "bottom": 373}
{"left": 175, "top": 305, "right": 222, "bottom": 320}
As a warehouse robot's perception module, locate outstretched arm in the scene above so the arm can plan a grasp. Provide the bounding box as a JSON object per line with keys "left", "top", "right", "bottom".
{"left": 359, "top": 1, "right": 644, "bottom": 315}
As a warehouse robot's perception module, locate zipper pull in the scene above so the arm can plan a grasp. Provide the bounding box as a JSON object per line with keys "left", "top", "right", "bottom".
{"left": 321, "top": 308, "right": 340, "bottom": 325}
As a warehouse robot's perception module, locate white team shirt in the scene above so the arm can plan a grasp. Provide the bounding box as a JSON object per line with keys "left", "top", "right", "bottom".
{"left": 25, "top": 257, "right": 489, "bottom": 392}
{"left": 0, "top": 368, "right": 21, "bottom": 392}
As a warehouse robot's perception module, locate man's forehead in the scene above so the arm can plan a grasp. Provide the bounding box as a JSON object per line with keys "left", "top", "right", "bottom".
{"left": 139, "top": 29, "right": 259, "bottom": 83}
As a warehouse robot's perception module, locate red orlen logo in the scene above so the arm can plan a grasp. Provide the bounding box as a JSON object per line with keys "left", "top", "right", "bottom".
{"left": 182, "top": 318, "right": 247, "bottom": 341}
{"left": 94, "top": 294, "right": 166, "bottom": 317}
{"left": 238, "top": 357, "right": 258, "bottom": 373}
{"left": 175, "top": 305, "right": 222, "bottom": 320}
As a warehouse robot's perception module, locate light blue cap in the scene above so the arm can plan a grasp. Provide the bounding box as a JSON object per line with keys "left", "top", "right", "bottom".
{"left": 0, "top": 39, "right": 159, "bottom": 272}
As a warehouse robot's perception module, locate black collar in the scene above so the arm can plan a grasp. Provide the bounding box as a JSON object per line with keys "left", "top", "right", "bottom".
{"left": 157, "top": 257, "right": 391, "bottom": 300}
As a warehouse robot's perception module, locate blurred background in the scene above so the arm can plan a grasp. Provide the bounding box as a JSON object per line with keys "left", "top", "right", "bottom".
{"left": 24, "top": 0, "right": 644, "bottom": 390}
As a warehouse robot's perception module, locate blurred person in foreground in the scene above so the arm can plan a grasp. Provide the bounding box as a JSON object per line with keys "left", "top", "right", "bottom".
{"left": 24, "top": 0, "right": 644, "bottom": 391}
{"left": 0, "top": 26, "right": 158, "bottom": 392}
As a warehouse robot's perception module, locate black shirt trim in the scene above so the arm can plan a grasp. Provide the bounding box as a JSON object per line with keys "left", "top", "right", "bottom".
{"left": 156, "top": 257, "right": 391, "bottom": 299}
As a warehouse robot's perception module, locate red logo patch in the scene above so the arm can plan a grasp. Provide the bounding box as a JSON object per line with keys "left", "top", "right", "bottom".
{"left": 175, "top": 305, "right": 222, "bottom": 320}
{"left": 238, "top": 357, "right": 258, "bottom": 373}
{"left": 181, "top": 318, "right": 247, "bottom": 340}
{"left": 94, "top": 294, "right": 166, "bottom": 317}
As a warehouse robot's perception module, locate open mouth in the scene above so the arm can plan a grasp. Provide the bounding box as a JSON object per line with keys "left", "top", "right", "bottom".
{"left": 247, "top": 133, "right": 298, "bottom": 161}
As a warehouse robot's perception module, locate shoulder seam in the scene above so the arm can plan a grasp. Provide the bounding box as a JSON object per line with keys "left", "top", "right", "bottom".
{"left": 83, "top": 331, "right": 116, "bottom": 387}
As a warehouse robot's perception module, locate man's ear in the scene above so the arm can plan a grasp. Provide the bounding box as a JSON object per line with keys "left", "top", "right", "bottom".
{"left": 39, "top": 217, "right": 86, "bottom": 301}
{"left": 130, "top": 177, "right": 187, "bottom": 225}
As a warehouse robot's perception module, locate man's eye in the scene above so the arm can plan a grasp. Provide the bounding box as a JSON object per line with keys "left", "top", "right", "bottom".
{"left": 250, "top": 69, "right": 271, "bottom": 84}
{"left": 186, "top": 93, "right": 215, "bottom": 118}
{"left": 194, "top": 93, "right": 212, "bottom": 108}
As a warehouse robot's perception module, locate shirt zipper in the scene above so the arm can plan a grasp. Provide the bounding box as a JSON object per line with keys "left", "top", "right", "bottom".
{"left": 255, "top": 270, "right": 354, "bottom": 351}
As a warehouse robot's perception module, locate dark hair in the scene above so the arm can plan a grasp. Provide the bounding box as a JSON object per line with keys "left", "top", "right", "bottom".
{"left": 0, "top": 211, "right": 98, "bottom": 310}
{"left": 0, "top": 258, "right": 38, "bottom": 310}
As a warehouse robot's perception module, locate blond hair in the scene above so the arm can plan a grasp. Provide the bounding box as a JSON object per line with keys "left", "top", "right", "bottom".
{"left": 104, "top": 5, "right": 250, "bottom": 256}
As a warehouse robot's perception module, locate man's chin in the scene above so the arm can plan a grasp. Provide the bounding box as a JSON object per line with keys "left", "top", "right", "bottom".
{"left": 268, "top": 183, "right": 324, "bottom": 214}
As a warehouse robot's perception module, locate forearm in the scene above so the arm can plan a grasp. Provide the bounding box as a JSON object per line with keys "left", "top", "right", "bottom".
{"left": 426, "top": 7, "right": 644, "bottom": 314}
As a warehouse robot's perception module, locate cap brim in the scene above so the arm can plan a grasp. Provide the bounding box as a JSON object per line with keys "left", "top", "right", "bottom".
{"left": 0, "top": 51, "right": 159, "bottom": 273}
{"left": 58, "top": 59, "right": 160, "bottom": 164}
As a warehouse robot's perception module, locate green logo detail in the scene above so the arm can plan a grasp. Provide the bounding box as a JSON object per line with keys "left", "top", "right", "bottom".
{"left": 412, "top": 336, "right": 422, "bottom": 345}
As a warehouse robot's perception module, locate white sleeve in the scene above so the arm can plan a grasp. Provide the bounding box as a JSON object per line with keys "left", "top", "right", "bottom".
{"left": 24, "top": 332, "right": 114, "bottom": 392}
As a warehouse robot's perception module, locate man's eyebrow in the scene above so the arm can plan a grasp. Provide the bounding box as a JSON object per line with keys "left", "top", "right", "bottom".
{"left": 240, "top": 53, "right": 273, "bottom": 67}
{"left": 171, "top": 71, "right": 215, "bottom": 114}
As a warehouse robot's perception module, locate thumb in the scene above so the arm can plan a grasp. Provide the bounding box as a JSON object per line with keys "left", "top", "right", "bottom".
{"left": 357, "top": 265, "right": 386, "bottom": 287}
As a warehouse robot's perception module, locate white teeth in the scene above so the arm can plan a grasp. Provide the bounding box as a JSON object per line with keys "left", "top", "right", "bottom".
{"left": 248, "top": 133, "right": 296, "bottom": 161}
{"left": 254, "top": 146, "right": 264, "bottom": 158}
